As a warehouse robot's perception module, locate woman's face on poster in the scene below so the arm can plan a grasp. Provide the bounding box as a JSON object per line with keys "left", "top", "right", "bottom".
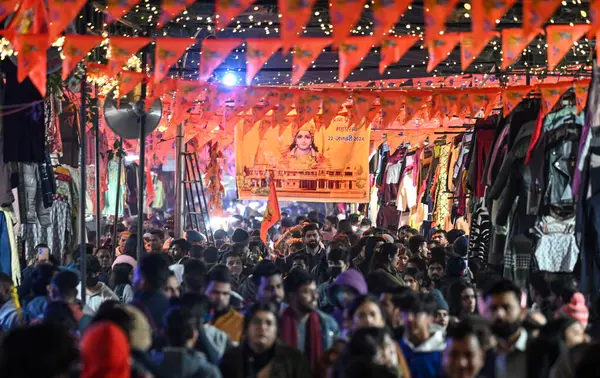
{"left": 295, "top": 130, "right": 313, "bottom": 151}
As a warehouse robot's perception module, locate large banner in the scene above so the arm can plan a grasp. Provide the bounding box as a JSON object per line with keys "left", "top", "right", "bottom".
{"left": 235, "top": 116, "right": 370, "bottom": 203}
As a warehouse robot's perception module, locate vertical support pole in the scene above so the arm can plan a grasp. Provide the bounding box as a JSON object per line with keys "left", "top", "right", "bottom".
{"left": 94, "top": 96, "right": 101, "bottom": 248}
{"left": 79, "top": 70, "right": 87, "bottom": 305}
{"left": 136, "top": 51, "right": 147, "bottom": 260}
{"left": 174, "top": 122, "right": 185, "bottom": 238}
{"left": 112, "top": 141, "right": 123, "bottom": 255}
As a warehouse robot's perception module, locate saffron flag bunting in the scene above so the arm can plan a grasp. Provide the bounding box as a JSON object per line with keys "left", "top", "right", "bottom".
{"left": 460, "top": 31, "right": 498, "bottom": 71}
{"left": 339, "top": 36, "right": 375, "bottom": 83}
{"left": 523, "top": 0, "right": 562, "bottom": 35}
{"left": 105, "top": 0, "right": 141, "bottom": 23}
{"left": 575, "top": 79, "right": 591, "bottom": 113}
{"left": 62, "top": 35, "right": 103, "bottom": 81}
{"left": 470, "top": 0, "right": 517, "bottom": 37}
{"left": 154, "top": 37, "right": 196, "bottom": 83}
{"left": 292, "top": 38, "right": 332, "bottom": 85}
{"left": 426, "top": 32, "right": 461, "bottom": 72}
{"left": 158, "top": 0, "right": 195, "bottom": 28}
{"left": 546, "top": 24, "right": 589, "bottom": 71}
{"left": 330, "top": 0, "right": 367, "bottom": 46}
{"left": 501, "top": 28, "right": 540, "bottom": 70}
{"left": 539, "top": 81, "right": 573, "bottom": 116}
{"left": 215, "top": 0, "right": 256, "bottom": 30}
{"left": 502, "top": 86, "right": 532, "bottom": 116}
{"left": 15, "top": 33, "right": 48, "bottom": 97}
{"left": 379, "top": 35, "right": 419, "bottom": 74}
{"left": 199, "top": 39, "right": 242, "bottom": 81}
{"left": 48, "top": 0, "right": 87, "bottom": 42}
{"left": 424, "top": 0, "right": 460, "bottom": 43}
{"left": 245, "top": 39, "right": 282, "bottom": 85}
{"left": 279, "top": 0, "right": 318, "bottom": 52}
{"left": 372, "top": 0, "right": 413, "bottom": 42}
{"left": 108, "top": 36, "right": 151, "bottom": 76}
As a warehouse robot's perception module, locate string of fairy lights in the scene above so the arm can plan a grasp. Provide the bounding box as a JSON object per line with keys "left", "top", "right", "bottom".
{"left": 0, "top": 0, "right": 595, "bottom": 87}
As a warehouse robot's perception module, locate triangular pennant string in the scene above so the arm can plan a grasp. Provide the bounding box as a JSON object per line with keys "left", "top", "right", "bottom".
{"left": 546, "top": 24, "right": 589, "bottom": 71}
{"left": 199, "top": 39, "right": 242, "bottom": 81}
{"left": 173, "top": 80, "right": 207, "bottom": 125}
{"left": 427, "top": 32, "right": 461, "bottom": 72}
{"left": 62, "top": 35, "right": 103, "bottom": 81}
{"left": 379, "top": 35, "right": 419, "bottom": 74}
{"left": 470, "top": 0, "right": 517, "bottom": 36}
{"left": 146, "top": 78, "right": 177, "bottom": 110}
{"left": 523, "top": 0, "right": 562, "bottom": 35}
{"left": 424, "top": 0, "right": 460, "bottom": 43}
{"left": 501, "top": 28, "right": 540, "bottom": 70}
{"left": 351, "top": 91, "right": 379, "bottom": 125}
{"left": 403, "top": 91, "right": 432, "bottom": 122}
{"left": 119, "top": 71, "right": 145, "bottom": 97}
{"left": 469, "top": 89, "right": 500, "bottom": 118}
{"left": 539, "top": 81, "right": 574, "bottom": 116}
{"left": 460, "top": 31, "right": 498, "bottom": 71}
{"left": 245, "top": 39, "right": 282, "bottom": 85}
{"left": 502, "top": 86, "right": 532, "bottom": 116}
{"left": 590, "top": 0, "right": 600, "bottom": 37}
{"left": 105, "top": 0, "right": 141, "bottom": 23}
{"left": 339, "top": 36, "right": 375, "bottom": 83}
{"left": 372, "top": 0, "right": 412, "bottom": 41}
{"left": 296, "top": 91, "right": 322, "bottom": 126}
{"left": 291, "top": 38, "right": 332, "bottom": 85}
{"left": 155, "top": 37, "right": 196, "bottom": 83}
{"left": 215, "top": 0, "right": 257, "bottom": 30}
{"left": 330, "top": 0, "right": 367, "bottom": 46}
{"left": 380, "top": 93, "right": 404, "bottom": 128}
{"left": 321, "top": 90, "right": 349, "bottom": 128}
{"left": 48, "top": 0, "right": 87, "bottom": 42}
{"left": 108, "top": 36, "right": 151, "bottom": 76}
{"left": 574, "top": 79, "right": 592, "bottom": 113}
{"left": 158, "top": 0, "right": 195, "bottom": 29}
{"left": 0, "top": 0, "right": 21, "bottom": 25}
{"left": 279, "top": 0, "right": 317, "bottom": 52}
{"left": 275, "top": 90, "right": 298, "bottom": 125}
{"left": 15, "top": 34, "right": 48, "bottom": 97}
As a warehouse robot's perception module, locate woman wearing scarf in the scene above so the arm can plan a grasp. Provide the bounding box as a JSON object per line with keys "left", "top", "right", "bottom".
{"left": 220, "top": 302, "right": 312, "bottom": 378}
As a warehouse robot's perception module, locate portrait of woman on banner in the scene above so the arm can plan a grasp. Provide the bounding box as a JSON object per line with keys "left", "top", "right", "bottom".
{"left": 280, "top": 122, "right": 328, "bottom": 169}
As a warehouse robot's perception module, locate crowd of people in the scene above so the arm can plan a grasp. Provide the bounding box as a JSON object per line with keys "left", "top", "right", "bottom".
{"left": 0, "top": 212, "right": 599, "bottom": 378}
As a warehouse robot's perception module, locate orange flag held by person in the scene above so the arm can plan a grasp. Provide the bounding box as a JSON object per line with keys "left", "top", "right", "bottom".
{"left": 338, "top": 36, "right": 375, "bottom": 83}
{"left": 330, "top": 0, "right": 367, "bottom": 46}
{"left": 501, "top": 28, "right": 540, "bottom": 70}
{"left": 379, "top": 35, "right": 419, "bottom": 74}
{"left": 15, "top": 33, "right": 48, "bottom": 97}
{"left": 62, "top": 35, "right": 103, "bottom": 81}
{"left": 199, "top": 39, "right": 242, "bottom": 81}
{"left": 546, "top": 25, "right": 589, "bottom": 71}
{"left": 260, "top": 178, "right": 281, "bottom": 243}
{"left": 372, "top": 0, "right": 412, "bottom": 42}
{"left": 158, "top": 0, "right": 195, "bottom": 28}
{"left": 245, "top": 39, "right": 282, "bottom": 85}
{"left": 523, "top": 0, "right": 562, "bottom": 35}
{"left": 48, "top": 0, "right": 87, "bottom": 42}
{"left": 105, "top": 0, "right": 141, "bottom": 23}
{"left": 155, "top": 37, "right": 195, "bottom": 83}
{"left": 216, "top": 0, "right": 257, "bottom": 30}
{"left": 279, "top": 0, "right": 318, "bottom": 52}
{"left": 108, "top": 36, "right": 151, "bottom": 76}
{"left": 426, "top": 33, "right": 461, "bottom": 72}
{"left": 291, "top": 38, "right": 332, "bottom": 85}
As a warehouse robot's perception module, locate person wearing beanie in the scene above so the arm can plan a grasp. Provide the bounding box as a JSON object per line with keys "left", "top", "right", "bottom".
{"left": 186, "top": 230, "right": 207, "bottom": 246}
{"left": 452, "top": 235, "right": 469, "bottom": 258}
{"left": 81, "top": 322, "right": 131, "bottom": 378}
{"left": 431, "top": 289, "right": 450, "bottom": 330}
{"left": 556, "top": 292, "right": 589, "bottom": 328}
{"left": 231, "top": 228, "right": 250, "bottom": 246}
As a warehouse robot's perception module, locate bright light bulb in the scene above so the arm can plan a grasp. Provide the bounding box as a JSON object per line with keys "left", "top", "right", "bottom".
{"left": 222, "top": 72, "right": 238, "bottom": 86}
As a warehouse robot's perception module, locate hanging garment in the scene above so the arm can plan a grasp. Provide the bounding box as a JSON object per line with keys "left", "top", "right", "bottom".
{"left": 469, "top": 199, "right": 491, "bottom": 263}
{"left": 533, "top": 215, "right": 578, "bottom": 273}
{"left": 467, "top": 128, "right": 495, "bottom": 198}
{"left": 0, "top": 137, "right": 14, "bottom": 206}
{"left": 103, "top": 160, "right": 125, "bottom": 217}
{"left": 18, "top": 163, "right": 52, "bottom": 226}
{"left": 0, "top": 209, "right": 20, "bottom": 285}
{"left": 46, "top": 93, "right": 63, "bottom": 156}
{"left": 433, "top": 144, "right": 451, "bottom": 227}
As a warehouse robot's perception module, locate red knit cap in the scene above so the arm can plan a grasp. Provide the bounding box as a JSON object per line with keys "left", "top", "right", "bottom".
{"left": 555, "top": 292, "right": 589, "bottom": 328}
{"left": 81, "top": 322, "right": 131, "bottom": 378}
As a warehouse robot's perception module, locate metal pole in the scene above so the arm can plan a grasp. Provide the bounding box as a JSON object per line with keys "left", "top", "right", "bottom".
{"left": 136, "top": 52, "right": 147, "bottom": 260}
{"left": 111, "top": 139, "right": 123, "bottom": 255}
{"left": 94, "top": 96, "right": 101, "bottom": 249}
{"left": 79, "top": 70, "right": 87, "bottom": 305}
{"left": 174, "top": 122, "right": 185, "bottom": 238}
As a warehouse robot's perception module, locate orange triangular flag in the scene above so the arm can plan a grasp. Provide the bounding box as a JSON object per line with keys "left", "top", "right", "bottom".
{"left": 470, "top": 0, "right": 517, "bottom": 37}
{"left": 173, "top": 80, "right": 207, "bottom": 125}
{"left": 260, "top": 178, "right": 281, "bottom": 243}
{"left": 62, "top": 35, "right": 103, "bottom": 81}
{"left": 292, "top": 38, "right": 331, "bottom": 85}
{"left": 119, "top": 71, "right": 145, "bottom": 97}
{"left": 245, "top": 39, "right": 282, "bottom": 85}
{"left": 15, "top": 34, "right": 47, "bottom": 97}
{"left": 109, "top": 36, "right": 151, "bottom": 76}
{"left": 155, "top": 37, "right": 195, "bottom": 83}
{"left": 199, "top": 39, "right": 242, "bottom": 81}
{"left": 502, "top": 86, "right": 532, "bottom": 116}
{"left": 523, "top": 0, "right": 562, "bottom": 35}
{"left": 351, "top": 91, "right": 379, "bottom": 125}
{"left": 379, "top": 35, "right": 419, "bottom": 74}
{"left": 0, "top": 0, "right": 22, "bottom": 24}
{"left": 242, "top": 87, "right": 273, "bottom": 111}
{"left": 158, "top": 0, "right": 195, "bottom": 28}
{"left": 330, "top": 0, "right": 367, "bottom": 46}
{"left": 380, "top": 92, "right": 405, "bottom": 128}
{"left": 296, "top": 91, "right": 322, "bottom": 126}
{"left": 590, "top": 0, "right": 600, "bottom": 37}
{"left": 574, "top": 79, "right": 591, "bottom": 113}
{"left": 48, "top": 0, "right": 87, "bottom": 42}
{"left": 546, "top": 25, "right": 589, "bottom": 71}
{"left": 339, "top": 36, "right": 375, "bottom": 83}
{"left": 321, "top": 89, "right": 349, "bottom": 128}
{"left": 540, "top": 81, "right": 574, "bottom": 116}
{"left": 215, "top": 0, "right": 256, "bottom": 30}
{"left": 279, "top": 0, "right": 318, "bottom": 52}
{"left": 258, "top": 118, "right": 272, "bottom": 141}
{"left": 146, "top": 77, "right": 177, "bottom": 110}
{"left": 469, "top": 88, "right": 500, "bottom": 118}
{"left": 275, "top": 90, "right": 298, "bottom": 125}
{"left": 372, "top": 0, "right": 412, "bottom": 41}
{"left": 460, "top": 31, "right": 498, "bottom": 71}
{"left": 424, "top": 0, "right": 460, "bottom": 43}
{"left": 403, "top": 90, "right": 432, "bottom": 122}
{"left": 501, "top": 28, "right": 540, "bottom": 70}
{"left": 105, "top": 0, "right": 141, "bottom": 23}
{"left": 427, "top": 32, "right": 460, "bottom": 72}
